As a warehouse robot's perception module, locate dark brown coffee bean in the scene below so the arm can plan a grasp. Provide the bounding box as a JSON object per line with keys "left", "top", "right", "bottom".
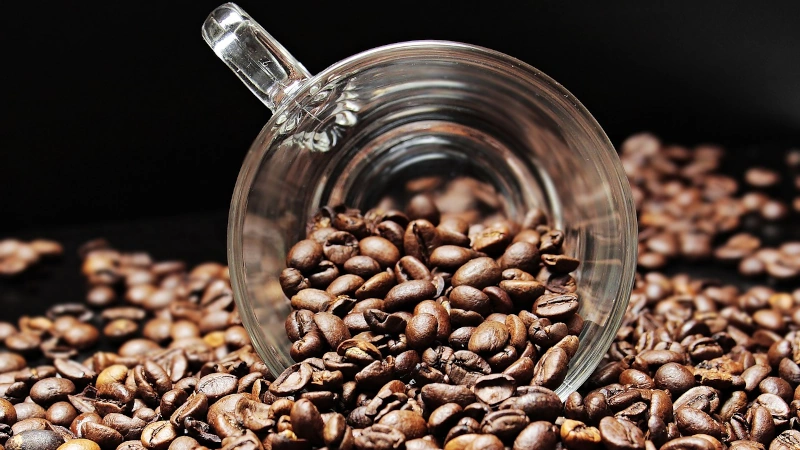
{"left": 598, "top": 416, "right": 645, "bottom": 450}
{"left": 170, "top": 393, "right": 208, "bottom": 429}
{"left": 675, "top": 407, "right": 723, "bottom": 438}
{"left": 353, "top": 273, "right": 394, "bottom": 302}
{"left": 541, "top": 254, "right": 580, "bottom": 273}
{"left": 378, "top": 410, "right": 428, "bottom": 440}
{"left": 498, "top": 242, "right": 539, "bottom": 274}
{"left": 290, "top": 398, "right": 323, "bottom": 445}
{"left": 533, "top": 293, "right": 579, "bottom": 320}
{"left": 659, "top": 436, "right": 721, "bottom": 450}
{"left": 430, "top": 246, "right": 475, "bottom": 271}
{"left": 281, "top": 268, "right": 312, "bottom": 297}
{"left": 376, "top": 221, "right": 406, "bottom": 255}
{"left": 513, "top": 421, "right": 558, "bottom": 450}
{"left": 30, "top": 377, "right": 75, "bottom": 405}
{"left": 291, "top": 289, "right": 335, "bottom": 313}
{"left": 286, "top": 239, "right": 324, "bottom": 273}
{"left": 468, "top": 322, "right": 509, "bottom": 354}
{"left": 498, "top": 389, "right": 561, "bottom": 423}
{"left": 406, "top": 194, "right": 440, "bottom": 225}
{"left": 452, "top": 258, "right": 501, "bottom": 289}
{"left": 472, "top": 226, "right": 511, "bottom": 256}
{"left": 472, "top": 373, "right": 515, "bottom": 405}
{"left": 499, "top": 280, "right": 545, "bottom": 309}
{"left": 324, "top": 232, "right": 360, "bottom": 266}
{"left": 359, "top": 237, "right": 401, "bottom": 269}
{"left": 448, "top": 286, "right": 491, "bottom": 317}
{"left": 344, "top": 256, "right": 382, "bottom": 278}
{"left": 384, "top": 280, "right": 436, "bottom": 312}
{"left": 531, "top": 346, "right": 569, "bottom": 390}
{"left": 327, "top": 274, "right": 366, "bottom": 297}
{"left": 394, "top": 256, "right": 431, "bottom": 283}
{"left": 270, "top": 363, "right": 313, "bottom": 395}
{"left": 140, "top": 421, "right": 178, "bottom": 450}
{"left": 103, "top": 413, "right": 147, "bottom": 441}
{"left": 355, "top": 424, "right": 405, "bottom": 450}
{"left": 404, "top": 219, "right": 440, "bottom": 264}
{"left": 421, "top": 384, "right": 476, "bottom": 409}
{"left": 5, "top": 429, "right": 64, "bottom": 450}
{"left": 406, "top": 314, "right": 438, "bottom": 349}
{"left": 362, "top": 310, "right": 405, "bottom": 335}
{"left": 314, "top": 312, "right": 351, "bottom": 350}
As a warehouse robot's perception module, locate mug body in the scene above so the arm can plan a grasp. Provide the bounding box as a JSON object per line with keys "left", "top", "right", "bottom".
{"left": 228, "top": 41, "right": 637, "bottom": 398}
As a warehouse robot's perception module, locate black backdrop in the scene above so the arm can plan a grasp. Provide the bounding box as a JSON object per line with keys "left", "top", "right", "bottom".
{"left": 3, "top": 1, "right": 800, "bottom": 233}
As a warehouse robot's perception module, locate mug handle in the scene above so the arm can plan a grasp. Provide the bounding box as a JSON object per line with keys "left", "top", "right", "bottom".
{"left": 202, "top": 3, "right": 311, "bottom": 112}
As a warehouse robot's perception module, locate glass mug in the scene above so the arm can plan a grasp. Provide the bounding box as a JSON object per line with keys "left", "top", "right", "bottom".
{"left": 202, "top": 3, "right": 637, "bottom": 398}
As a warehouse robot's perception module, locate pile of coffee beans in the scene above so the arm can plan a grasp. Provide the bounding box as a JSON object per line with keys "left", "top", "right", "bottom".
{"left": 0, "top": 239, "right": 62, "bottom": 277}
{"left": 1, "top": 132, "right": 800, "bottom": 450}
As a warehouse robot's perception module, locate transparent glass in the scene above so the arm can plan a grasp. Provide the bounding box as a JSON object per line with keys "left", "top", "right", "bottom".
{"left": 203, "top": 3, "right": 637, "bottom": 399}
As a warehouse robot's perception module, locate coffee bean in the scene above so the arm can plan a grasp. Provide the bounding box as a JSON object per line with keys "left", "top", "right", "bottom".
{"left": 170, "top": 393, "right": 208, "bottom": 429}
{"left": 429, "top": 246, "right": 475, "bottom": 271}
{"left": 513, "top": 421, "right": 558, "bottom": 450}
{"left": 449, "top": 286, "right": 491, "bottom": 318}
{"left": 394, "top": 256, "right": 432, "bottom": 283}
{"left": 140, "top": 421, "right": 178, "bottom": 450}
{"left": 532, "top": 293, "right": 579, "bottom": 320}
{"left": 421, "top": 384, "right": 476, "bottom": 409}
{"left": 313, "top": 312, "right": 351, "bottom": 349}
{"left": 472, "top": 373, "right": 515, "bottom": 405}
{"left": 599, "top": 416, "right": 645, "bottom": 450}
{"left": 344, "top": 256, "right": 382, "bottom": 278}
{"left": 560, "top": 419, "right": 601, "bottom": 449}
{"left": 5, "top": 429, "right": 65, "bottom": 450}
{"left": 287, "top": 240, "right": 325, "bottom": 274}
{"left": 404, "top": 220, "right": 440, "bottom": 265}
{"left": 531, "top": 347, "right": 569, "bottom": 390}
{"left": 772, "top": 430, "right": 800, "bottom": 450}
{"left": 30, "top": 377, "right": 75, "bottom": 405}
{"left": 384, "top": 280, "right": 436, "bottom": 312}
{"left": 290, "top": 398, "right": 323, "bottom": 444}
{"left": 359, "top": 237, "right": 401, "bottom": 269}
{"left": 452, "top": 258, "right": 501, "bottom": 289}
{"left": 468, "top": 322, "right": 509, "bottom": 354}
{"left": 406, "top": 314, "right": 438, "bottom": 349}
{"left": 56, "top": 439, "right": 101, "bottom": 450}
{"left": 378, "top": 410, "right": 428, "bottom": 440}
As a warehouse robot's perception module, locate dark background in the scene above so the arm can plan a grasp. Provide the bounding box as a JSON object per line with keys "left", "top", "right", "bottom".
{"left": 3, "top": 0, "right": 800, "bottom": 236}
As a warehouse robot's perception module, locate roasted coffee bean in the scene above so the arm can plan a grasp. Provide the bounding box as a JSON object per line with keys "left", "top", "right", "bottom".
{"left": 452, "top": 258, "right": 501, "bottom": 290}
{"left": 5, "top": 429, "right": 65, "bottom": 450}
{"left": 531, "top": 347, "right": 569, "bottom": 389}
{"left": 383, "top": 280, "right": 436, "bottom": 312}
{"left": 30, "top": 377, "right": 75, "bottom": 405}
{"left": 359, "top": 237, "right": 401, "bottom": 269}
{"left": 498, "top": 389, "right": 561, "bottom": 423}
{"left": 560, "top": 419, "right": 601, "bottom": 449}
{"left": 394, "top": 256, "right": 432, "bottom": 283}
{"left": 406, "top": 313, "right": 438, "bottom": 349}
{"left": 345, "top": 256, "right": 383, "bottom": 278}
{"left": 14, "top": 402, "right": 46, "bottom": 421}
{"left": 513, "top": 421, "right": 559, "bottom": 450}
{"left": 46, "top": 402, "right": 78, "bottom": 427}
{"left": 533, "top": 293, "right": 579, "bottom": 320}
{"left": 290, "top": 398, "right": 323, "bottom": 444}
{"left": 140, "top": 421, "right": 178, "bottom": 450}
{"left": 468, "top": 322, "right": 509, "bottom": 354}
{"left": 598, "top": 416, "right": 645, "bottom": 450}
